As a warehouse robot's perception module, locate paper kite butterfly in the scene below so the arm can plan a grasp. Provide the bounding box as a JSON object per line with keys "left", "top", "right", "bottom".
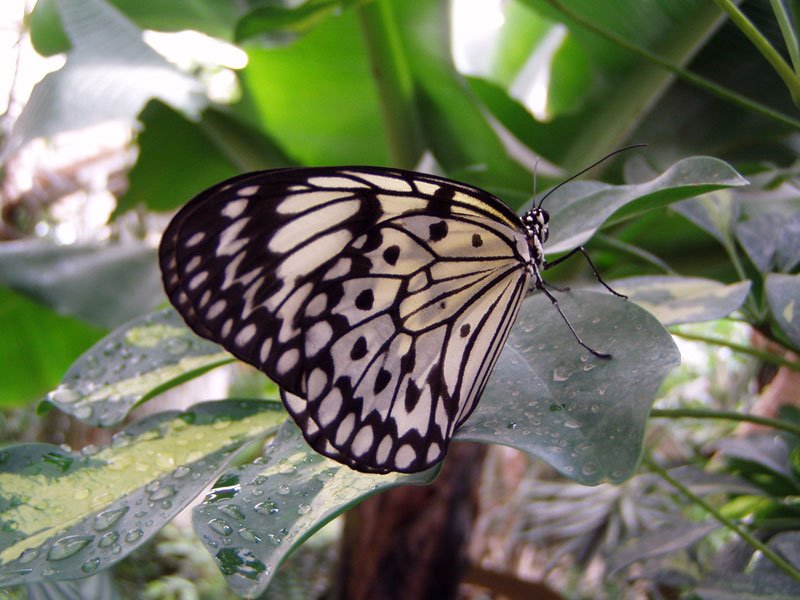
{"left": 159, "top": 166, "right": 624, "bottom": 474}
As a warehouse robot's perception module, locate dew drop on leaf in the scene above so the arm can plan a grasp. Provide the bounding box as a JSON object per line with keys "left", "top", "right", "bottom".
{"left": 47, "top": 535, "right": 93, "bottom": 561}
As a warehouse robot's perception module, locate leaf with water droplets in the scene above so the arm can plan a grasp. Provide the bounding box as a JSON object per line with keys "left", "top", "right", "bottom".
{"left": 194, "top": 422, "right": 437, "bottom": 597}
{"left": 458, "top": 290, "right": 680, "bottom": 485}
{"left": 0, "top": 399, "right": 286, "bottom": 587}
{"left": 41, "top": 308, "right": 233, "bottom": 426}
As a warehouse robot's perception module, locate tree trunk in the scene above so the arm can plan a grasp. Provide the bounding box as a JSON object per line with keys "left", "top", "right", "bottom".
{"left": 335, "top": 442, "right": 487, "bottom": 600}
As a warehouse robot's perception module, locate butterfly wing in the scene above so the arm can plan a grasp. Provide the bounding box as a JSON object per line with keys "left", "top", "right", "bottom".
{"left": 160, "top": 167, "right": 531, "bottom": 473}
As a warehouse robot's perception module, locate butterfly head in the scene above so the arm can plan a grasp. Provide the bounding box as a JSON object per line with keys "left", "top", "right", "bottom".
{"left": 522, "top": 207, "right": 549, "bottom": 263}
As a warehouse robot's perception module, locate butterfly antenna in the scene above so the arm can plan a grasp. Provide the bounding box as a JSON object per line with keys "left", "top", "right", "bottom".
{"left": 537, "top": 143, "right": 647, "bottom": 209}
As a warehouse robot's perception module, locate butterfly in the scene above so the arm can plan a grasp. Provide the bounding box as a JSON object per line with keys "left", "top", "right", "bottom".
{"left": 159, "top": 165, "right": 625, "bottom": 474}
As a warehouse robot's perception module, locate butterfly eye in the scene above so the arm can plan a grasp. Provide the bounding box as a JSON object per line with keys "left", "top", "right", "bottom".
{"left": 541, "top": 209, "right": 550, "bottom": 224}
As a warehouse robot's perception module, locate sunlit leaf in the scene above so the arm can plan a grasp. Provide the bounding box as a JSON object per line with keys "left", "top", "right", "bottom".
{"left": 0, "top": 400, "right": 286, "bottom": 587}
{"left": 41, "top": 309, "right": 232, "bottom": 427}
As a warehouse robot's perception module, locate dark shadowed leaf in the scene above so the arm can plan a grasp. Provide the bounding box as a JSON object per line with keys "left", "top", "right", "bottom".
{"left": 766, "top": 274, "right": 800, "bottom": 350}
{"left": 459, "top": 290, "right": 680, "bottom": 484}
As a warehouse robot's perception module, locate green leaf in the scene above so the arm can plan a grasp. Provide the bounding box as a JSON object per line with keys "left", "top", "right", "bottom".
{"left": 543, "top": 156, "right": 748, "bottom": 254}
{"left": 0, "top": 240, "right": 162, "bottom": 328}
{"left": 609, "top": 276, "right": 751, "bottom": 325}
{"left": 193, "top": 421, "right": 437, "bottom": 597}
{"left": 0, "top": 400, "right": 287, "bottom": 587}
{"left": 29, "top": 0, "right": 241, "bottom": 55}
{"left": 239, "top": 12, "right": 389, "bottom": 166}
{"left": 499, "top": 0, "right": 727, "bottom": 170}
{"left": 766, "top": 274, "right": 800, "bottom": 351}
{"left": 459, "top": 290, "right": 680, "bottom": 484}
{"left": 0, "top": 287, "right": 103, "bottom": 407}
{"left": 736, "top": 212, "right": 800, "bottom": 274}
{"left": 391, "top": 0, "right": 532, "bottom": 199}
{"left": 7, "top": 0, "right": 204, "bottom": 154}
{"left": 235, "top": 1, "right": 340, "bottom": 45}
{"left": 116, "top": 101, "right": 293, "bottom": 217}
{"left": 41, "top": 309, "right": 232, "bottom": 427}
{"left": 674, "top": 191, "right": 740, "bottom": 248}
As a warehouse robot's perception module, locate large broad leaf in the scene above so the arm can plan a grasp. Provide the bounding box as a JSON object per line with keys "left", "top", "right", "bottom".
{"left": 239, "top": 12, "right": 389, "bottom": 167}
{"left": 0, "top": 240, "right": 162, "bottom": 329}
{"left": 6, "top": 0, "right": 203, "bottom": 155}
{"left": 115, "top": 101, "right": 293, "bottom": 217}
{"left": 41, "top": 309, "right": 232, "bottom": 427}
{"left": 29, "top": 0, "right": 242, "bottom": 55}
{"left": 490, "top": 0, "right": 727, "bottom": 170}
{"left": 0, "top": 400, "right": 287, "bottom": 588}
{"left": 765, "top": 274, "right": 800, "bottom": 351}
{"left": 542, "top": 156, "right": 747, "bottom": 253}
{"left": 0, "top": 287, "right": 103, "bottom": 407}
{"left": 193, "top": 422, "right": 436, "bottom": 598}
{"left": 460, "top": 290, "right": 680, "bottom": 484}
{"left": 609, "top": 276, "right": 751, "bottom": 325}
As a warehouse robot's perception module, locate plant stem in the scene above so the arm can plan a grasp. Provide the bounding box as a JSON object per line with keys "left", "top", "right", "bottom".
{"left": 670, "top": 330, "right": 800, "bottom": 372}
{"left": 543, "top": 0, "right": 800, "bottom": 129}
{"left": 356, "top": 0, "right": 423, "bottom": 168}
{"left": 645, "top": 457, "right": 800, "bottom": 584}
{"left": 769, "top": 0, "right": 800, "bottom": 74}
{"left": 650, "top": 408, "right": 800, "bottom": 437}
{"left": 713, "top": 0, "right": 800, "bottom": 105}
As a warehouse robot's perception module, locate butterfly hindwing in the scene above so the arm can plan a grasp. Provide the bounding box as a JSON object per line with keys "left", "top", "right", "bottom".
{"left": 160, "top": 167, "right": 532, "bottom": 473}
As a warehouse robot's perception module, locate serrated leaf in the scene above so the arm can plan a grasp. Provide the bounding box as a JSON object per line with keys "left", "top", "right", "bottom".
{"left": 42, "top": 309, "right": 232, "bottom": 427}
{"left": 193, "top": 422, "right": 436, "bottom": 598}
{"left": 542, "top": 157, "right": 747, "bottom": 254}
{"left": 458, "top": 290, "right": 680, "bottom": 484}
{"left": 766, "top": 274, "right": 800, "bottom": 350}
{"left": 608, "top": 276, "right": 751, "bottom": 325}
{"left": 0, "top": 400, "right": 286, "bottom": 588}
{"left": 6, "top": 0, "right": 204, "bottom": 155}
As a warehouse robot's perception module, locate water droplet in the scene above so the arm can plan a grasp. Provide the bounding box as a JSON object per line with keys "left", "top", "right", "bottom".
{"left": 0, "top": 569, "right": 31, "bottom": 584}
{"left": 17, "top": 548, "right": 38, "bottom": 564}
{"left": 81, "top": 558, "right": 101, "bottom": 573}
{"left": 564, "top": 419, "right": 580, "bottom": 429}
{"left": 208, "top": 518, "right": 233, "bottom": 536}
{"left": 48, "top": 385, "right": 81, "bottom": 404}
{"left": 47, "top": 535, "right": 93, "bottom": 561}
{"left": 93, "top": 506, "right": 129, "bottom": 531}
{"left": 212, "top": 415, "right": 231, "bottom": 430}
{"left": 172, "top": 466, "right": 191, "bottom": 479}
{"left": 506, "top": 422, "right": 517, "bottom": 430}
{"left": 277, "top": 484, "right": 290, "bottom": 495}
{"left": 219, "top": 505, "right": 245, "bottom": 520}
{"left": 73, "top": 404, "right": 93, "bottom": 420}
{"left": 110, "top": 432, "right": 134, "bottom": 449}
{"left": 266, "top": 533, "right": 282, "bottom": 546}
{"left": 149, "top": 486, "right": 176, "bottom": 501}
{"left": 125, "top": 529, "right": 143, "bottom": 543}
{"left": 237, "top": 527, "right": 261, "bottom": 543}
{"left": 165, "top": 338, "right": 190, "bottom": 355}
{"left": 581, "top": 464, "right": 598, "bottom": 476}
{"left": 98, "top": 532, "right": 119, "bottom": 548}
{"left": 254, "top": 501, "right": 279, "bottom": 515}
{"left": 145, "top": 480, "right": 161, "bottom": 493}
{"left": 297, "top": 504, "right": 311, "bottom": 515}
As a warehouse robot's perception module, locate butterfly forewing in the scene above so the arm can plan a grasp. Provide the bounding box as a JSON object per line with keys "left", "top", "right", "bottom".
{"left": 160, "top": 167, "right": 532, "bottom": 473}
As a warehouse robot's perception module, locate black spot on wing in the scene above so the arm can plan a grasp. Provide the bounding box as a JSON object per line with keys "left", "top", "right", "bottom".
{"left": 383, "top": 244, "right": 400, "bottom": 266}
{"left": 355, "top": 289, "right": 374, "bottom": 310}
{"left": 428, "top": 220, "right": 448, "bottom": 242}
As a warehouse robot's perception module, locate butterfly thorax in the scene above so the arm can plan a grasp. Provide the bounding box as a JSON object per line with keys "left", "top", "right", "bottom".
{"left": 522, "top": 207, "right": 549, "bottom": 267}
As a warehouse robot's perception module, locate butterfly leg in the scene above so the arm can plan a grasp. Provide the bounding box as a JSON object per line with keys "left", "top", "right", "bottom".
{"left": 544, "top": 247, "right": 627, "bottom": 299}
{"left": 533, "top": 273, "right": 612, "bottom": 360}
